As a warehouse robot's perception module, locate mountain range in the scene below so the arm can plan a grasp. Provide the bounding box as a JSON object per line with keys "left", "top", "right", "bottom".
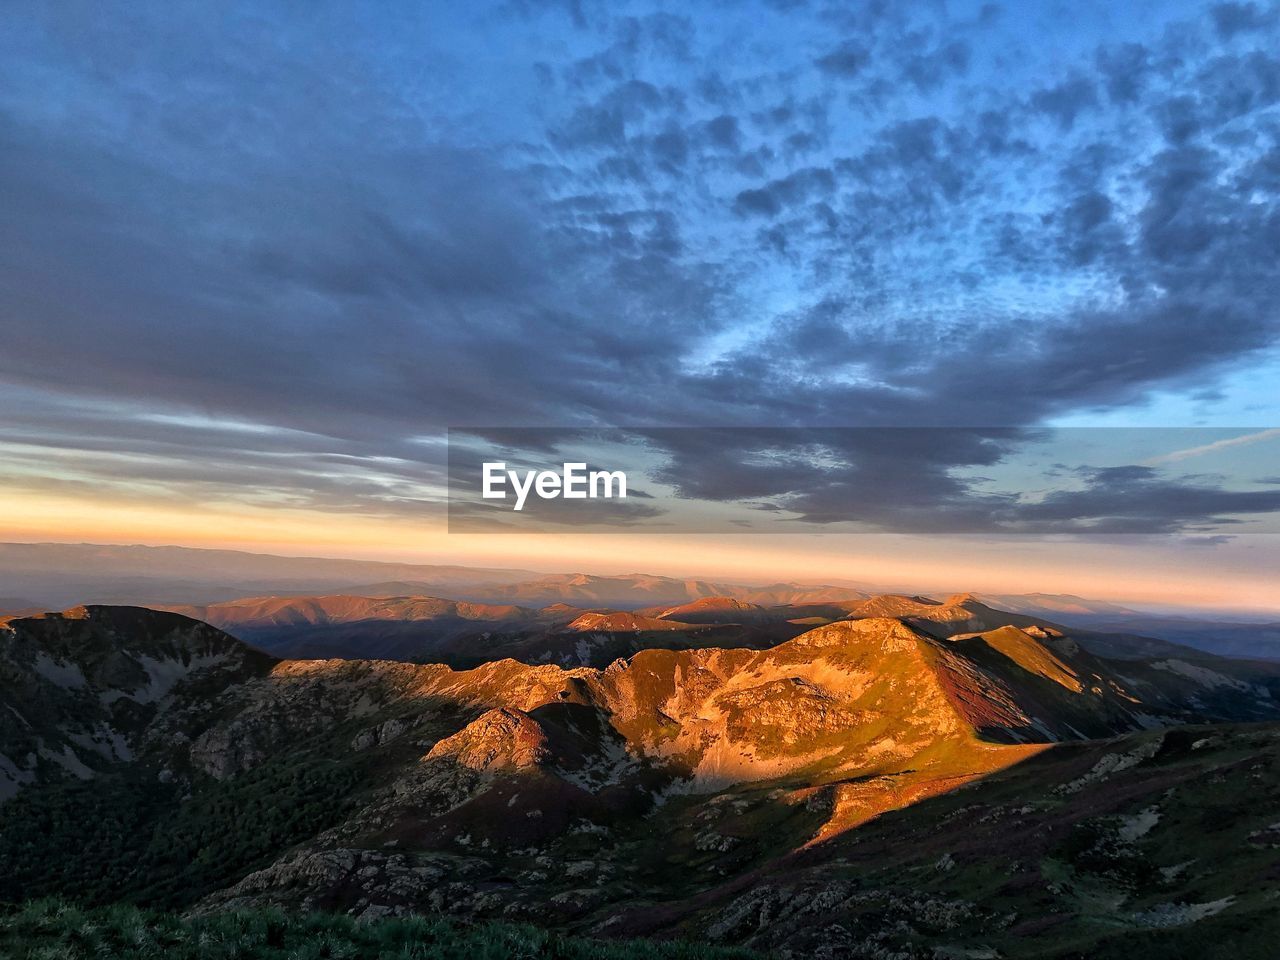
{"left": 155, "top": 589, "right": 1213, "bottom": 670}
{"left": 5, "top": 543, "right": 1276, "bottom": 663}
{"left": 5, "top": 597, "right": 1280, "bottom": 956}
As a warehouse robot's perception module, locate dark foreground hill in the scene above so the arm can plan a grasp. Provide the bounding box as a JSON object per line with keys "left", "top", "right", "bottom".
{"left": 3, "top": 605, "right": 1280, "bottom": 957}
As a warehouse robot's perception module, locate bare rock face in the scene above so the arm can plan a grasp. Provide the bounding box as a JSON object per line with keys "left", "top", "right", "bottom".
{"left": 426, "top": 708, "right": 551, "bottom": 771}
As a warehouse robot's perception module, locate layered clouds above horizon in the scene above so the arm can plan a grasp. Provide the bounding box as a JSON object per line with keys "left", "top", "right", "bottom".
{"left": 1, "top": 1, "right": 1278, "bottom": 602}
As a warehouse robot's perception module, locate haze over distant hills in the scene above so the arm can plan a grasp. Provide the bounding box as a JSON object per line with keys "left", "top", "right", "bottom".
{"left": 0, "top": 542, "right": 540, "bottom": 608}
{"left": 5, "top": 542, "right": 1278, "bottom": 661}
{"left": 0, "top": 542, "right": 858, "bottom": 609}
{"left": 160, "top": 589, "right": 1215, "bottom": 666}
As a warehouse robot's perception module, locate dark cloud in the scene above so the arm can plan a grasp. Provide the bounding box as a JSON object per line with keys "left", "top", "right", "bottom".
{"left": 733, "top": 166, "right": 835, "bottom": 217}
{"left": 437, "top": 428, "right": 1280, "bottom": 535}
{"left": 551, "top": 79, "right": 684, "bottom": 148}
{"left": 1196, "top": 50, "right": 1280, "bottom": 121}
{"left": 703, "top": 114, "right": 740, "bottom": 150}
{"left": 815, "top": 40, "right": 871, "bottom": 77}
{"left": 1182, "top": 535, "right": 1235, "bottom": 546}
{"left": 1011, "top": 466, "right": 1280, "bottom": 534}
{"left": 1030, "top": 76, "right": 1098, "bottom": 130}
{"left": 1154, "top": 94, "right": 1204, "bottom": 143}
{"left": 0, "top": 0, "right": 1278, "bottom": 539}
{"left": 1211, "top": 2, "right": 1277, "bottom": 38}
{"left": 1096, "top": 42, "right": 1151, "bottom": 103}
{"left": 901, "top": 40, "right": 971, "bottom": 92}
{"left": 1057, "top": 189, "right": 1117, "bottom": 265}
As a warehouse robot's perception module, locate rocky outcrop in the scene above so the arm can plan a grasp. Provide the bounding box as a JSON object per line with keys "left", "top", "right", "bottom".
{"left": 426, "top": 708, "right": 551, "bottom": 771}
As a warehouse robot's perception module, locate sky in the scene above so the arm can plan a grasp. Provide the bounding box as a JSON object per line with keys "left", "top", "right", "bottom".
{"left": 1, "top": 1, "right": 1278, "bottom": 610}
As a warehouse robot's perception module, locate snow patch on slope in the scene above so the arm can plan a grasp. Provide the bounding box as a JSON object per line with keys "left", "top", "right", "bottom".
{"left": 33, "top": 653, "right": 87, "bottom": 689}
{"left": 99, "top": 652, "right": 229, "bottom": 705}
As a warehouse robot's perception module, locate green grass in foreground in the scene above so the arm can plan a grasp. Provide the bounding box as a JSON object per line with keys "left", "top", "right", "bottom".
{"left": 0, "top": 899, "right": 760, "bottom": 960}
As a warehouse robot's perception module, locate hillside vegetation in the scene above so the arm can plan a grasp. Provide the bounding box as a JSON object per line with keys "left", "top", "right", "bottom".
{"left": 0, "top": 900, "right": 757, "bottom": 960}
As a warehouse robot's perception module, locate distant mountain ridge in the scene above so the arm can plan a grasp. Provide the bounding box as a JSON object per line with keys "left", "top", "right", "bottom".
{"left": 444, "top": 573, "right": 870, "bottom": 609}
{"left": 5, "top": 542, "right": 1278, "bottom": 660}
{"left": 168, "top": 595, "right": 543, "bottom": 630}
{"left": 0, "top": 542, "right": 540, "bottom": 608}
{"left": 654, "top": 597, "right": 774, "bottom": 623}
{"left": 158, "top": 587, "right": 1211, "bottom": 667}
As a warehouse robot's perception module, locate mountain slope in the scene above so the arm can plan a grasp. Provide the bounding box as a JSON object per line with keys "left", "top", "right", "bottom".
{"left": 7, "top": 606, "right": 1266, "bottom": 801}
{"left": 654, "top": 597, "right": 773, "bottom": 624}
{"left": 4, "top": 606, "right": 1280, "bottom": 955}
{"left": 849, "top": 592, "right": 1212, "bottom": 661}
{"left": 176, "top": 618, "right": 1280, "bottom": 927}
{"left": 615, "top": 721, "right": 1280, "bottom": 958}
{"left": 0, "top": 606, "right": 274, "bottom": 800}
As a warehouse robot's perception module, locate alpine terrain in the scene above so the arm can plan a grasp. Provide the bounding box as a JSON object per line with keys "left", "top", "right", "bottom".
{"left": 4, "top": 594, "right": 1280, "bottom": 957}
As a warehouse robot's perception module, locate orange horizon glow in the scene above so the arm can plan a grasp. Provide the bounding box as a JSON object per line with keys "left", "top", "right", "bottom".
{"left": 2, "top": 487, "right": 1278, "bottom": 614}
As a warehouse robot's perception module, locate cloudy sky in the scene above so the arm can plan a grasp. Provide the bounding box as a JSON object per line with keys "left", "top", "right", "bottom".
{"left": 1, "top": 1, "right": 1278, "bottom": 608}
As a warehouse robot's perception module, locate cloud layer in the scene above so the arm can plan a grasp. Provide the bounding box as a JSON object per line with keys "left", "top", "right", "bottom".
{"left": 1, "top": 1, "right": 1278, "bottom": 533}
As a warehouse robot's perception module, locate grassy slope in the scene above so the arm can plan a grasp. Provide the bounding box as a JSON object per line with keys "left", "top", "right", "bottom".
{"left": 0, "top": 900, "right": 759, "bottom": 960}
{"left": 654, "top": 723, "right": 1280, "bottom": 959}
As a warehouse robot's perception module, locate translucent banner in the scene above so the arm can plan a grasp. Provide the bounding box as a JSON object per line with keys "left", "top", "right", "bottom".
{"left": 446, "top": 427, "right": 1280, "bottom": 535}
